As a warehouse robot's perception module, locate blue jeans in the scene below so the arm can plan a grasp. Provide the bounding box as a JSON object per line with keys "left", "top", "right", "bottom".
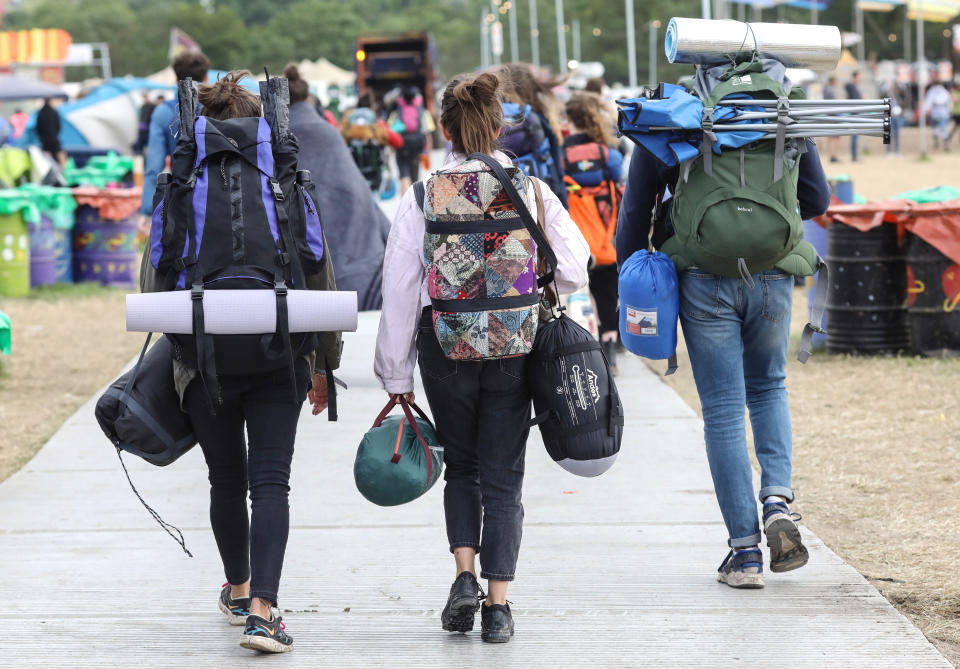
{"left": 679, "top": 269, "right": 795, "bottom": 548}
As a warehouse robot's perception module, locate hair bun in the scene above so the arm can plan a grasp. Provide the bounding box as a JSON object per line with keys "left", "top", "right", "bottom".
{"left": 284, "top": 63, "right": 301, "bottom": 82}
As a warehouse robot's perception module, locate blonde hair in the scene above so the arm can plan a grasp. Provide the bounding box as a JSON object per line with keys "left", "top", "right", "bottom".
{"left": 498, "top": 62, "right": 564, "bottom": 139}
{"left": 565, "top": 92, "right": 617, "bottom": 148}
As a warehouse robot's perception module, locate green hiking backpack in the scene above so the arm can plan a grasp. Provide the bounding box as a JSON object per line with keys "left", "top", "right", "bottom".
{"left": 662, "top": 61, "right": 820, "bottom": 280}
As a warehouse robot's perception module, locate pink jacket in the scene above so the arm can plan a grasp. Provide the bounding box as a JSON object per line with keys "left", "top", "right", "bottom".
{"left": 374, "top": 151, "right": 590, "bottom": 394}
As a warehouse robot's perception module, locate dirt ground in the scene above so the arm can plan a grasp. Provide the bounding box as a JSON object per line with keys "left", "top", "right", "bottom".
{"left": 0, "top": 284, "right": 143, "bottom": 482}
{"left": 819, "top": 127, "right": 960, "bottom": 201}
{"left": 647, "top": 146, "right": 960, "bottom": 665}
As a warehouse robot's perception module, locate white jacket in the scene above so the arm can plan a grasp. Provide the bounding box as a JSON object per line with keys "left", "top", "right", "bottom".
{"left": 374, "top": 151, "right": 590, "bottom": 394}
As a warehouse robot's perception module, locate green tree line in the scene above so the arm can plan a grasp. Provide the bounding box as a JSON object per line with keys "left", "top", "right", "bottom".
{"left": 3, "top": 0, "right": 956, "bottom": 86}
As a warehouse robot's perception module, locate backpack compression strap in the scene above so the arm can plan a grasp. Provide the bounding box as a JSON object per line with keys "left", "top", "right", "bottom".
{"left": 797, "top": 258, "right": 829, "bottom": 364}
{"left": 467, "top": 153, "right": 559, "bottom": 289}
{"left": 177, "top": 78, "right": 199, "bottom": 142}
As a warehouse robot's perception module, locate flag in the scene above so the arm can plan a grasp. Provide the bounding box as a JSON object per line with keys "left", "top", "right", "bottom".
{"left": 168, "top": 27, "right": 201, "bottom": 61}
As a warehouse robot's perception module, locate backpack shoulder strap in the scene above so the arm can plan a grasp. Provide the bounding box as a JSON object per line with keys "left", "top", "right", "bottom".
{"left": 467, "top": 153, "right": 558, "bottom": 288}
{"left": 414, "top": 180, "right": 426, "bottom": 212}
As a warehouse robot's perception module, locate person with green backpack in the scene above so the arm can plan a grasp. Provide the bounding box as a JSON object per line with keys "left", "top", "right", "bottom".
{"left": 617, "top": 59, "right": 831, "bottom": 589}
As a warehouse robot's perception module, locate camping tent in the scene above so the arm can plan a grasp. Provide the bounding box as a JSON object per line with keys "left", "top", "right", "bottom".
{"left": 295, "top": 58, "right": 355, "bottom": 88}
{"left": 18, "top": 77, "right": 174, "bottom": 151}
{"left": 0, "top": 75, "right": 67, "bottom": 101}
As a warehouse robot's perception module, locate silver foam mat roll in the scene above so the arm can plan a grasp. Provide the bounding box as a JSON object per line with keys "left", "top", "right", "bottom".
{"left": 666, "top": 17, "right": 841, "bottom": 71}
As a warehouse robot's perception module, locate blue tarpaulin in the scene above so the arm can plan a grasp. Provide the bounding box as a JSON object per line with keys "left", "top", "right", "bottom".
{"left": 617, "top": 86, "right": 767, "bottom": 167}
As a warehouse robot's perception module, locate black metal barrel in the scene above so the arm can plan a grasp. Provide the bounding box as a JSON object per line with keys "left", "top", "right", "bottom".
{"left": 826, "top": 221, "right": 910, "bottom": 354}
{"left": 905, "top": 233, "right": 960, "bottom": 357}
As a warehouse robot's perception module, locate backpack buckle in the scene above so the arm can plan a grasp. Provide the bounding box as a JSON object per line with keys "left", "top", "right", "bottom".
{"left": 274, "top": 280, "right": 288, "bottom": 297}
{"left": 174, "top": 257, "right": 196, "bottom": 271}
{"left": 276, "top": 252, "right": 291, "bottom": 267}
{"left": 270, "top": 179, "right": 285, "bottom": 202}
{"left": 777, "top": 97, "right": 791, "bottom": 123}
{"left": 701, "top": 107, "right": 714, "bottom": 133}
{"left": 191, "top": 284, "right": 204, "bottom": 300}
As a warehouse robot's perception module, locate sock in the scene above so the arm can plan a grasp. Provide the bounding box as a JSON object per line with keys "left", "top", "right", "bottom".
{"left": 763, "top": 496, "right": 787, "bottom": 506}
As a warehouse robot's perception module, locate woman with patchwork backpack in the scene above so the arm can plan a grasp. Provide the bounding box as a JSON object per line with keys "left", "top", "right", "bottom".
{"left": 562, "top": 92, "right": 625, "bottom": 372}
{"left": 374, "top": 70, "right": 590, "bottom": 643}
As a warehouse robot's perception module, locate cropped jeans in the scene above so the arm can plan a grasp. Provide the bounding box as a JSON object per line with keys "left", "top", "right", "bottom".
{"left": 416, "top": 308, "right": 531, "bottom": 581}
{"left": 679, "top": 269, "right": 795, "bottom": 548}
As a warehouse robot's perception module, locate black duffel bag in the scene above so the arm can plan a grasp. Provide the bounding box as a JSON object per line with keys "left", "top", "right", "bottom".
{"left": 95, "top": 333, "right": 196, "bottom": 555}
{"left": 96, "top": 334, "right": 196, "bottom": 466}
{"left": 527, "top": 313, "right": 624, "bottom": 477}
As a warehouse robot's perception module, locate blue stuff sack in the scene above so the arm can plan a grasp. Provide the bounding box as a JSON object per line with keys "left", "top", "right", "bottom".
{"left": 619, "top": 250, "right": 679, "bottom": 370}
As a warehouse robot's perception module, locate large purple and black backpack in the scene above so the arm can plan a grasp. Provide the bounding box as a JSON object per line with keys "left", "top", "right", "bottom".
{"left": 149, "top": 76, "right": 326, "bottom": 406}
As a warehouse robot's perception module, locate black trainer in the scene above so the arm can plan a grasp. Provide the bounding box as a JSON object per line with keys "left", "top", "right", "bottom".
{"left": 441, "top": 571, "right": 483, "bottom": 633}
{"left": 239, "top": 613, "right": 293, "bottom": 654}
{"left": 218, "top": 583, "right": 250, "bottom": 626}
{"left": 481, "top": 602, "right": 515, "bottom": 643}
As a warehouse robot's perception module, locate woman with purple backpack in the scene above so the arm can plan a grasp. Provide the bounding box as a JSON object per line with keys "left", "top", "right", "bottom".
{"left": 374, "top": 70, "right": 589, "bottom": 643}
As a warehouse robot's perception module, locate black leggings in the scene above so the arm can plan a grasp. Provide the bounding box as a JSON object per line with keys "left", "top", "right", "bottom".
{"left": 590, "top": 263, "right": 620, "bottom": 336}
{"left": 183, "top": 360, "right": 310, "bottom": 605}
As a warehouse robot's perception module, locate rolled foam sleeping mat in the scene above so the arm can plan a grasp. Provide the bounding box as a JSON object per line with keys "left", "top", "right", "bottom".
{"left": 126, "top": 289, "right": 359, "bottom": 334}
{"left": 665, "top": 17, "right": 841, "bottom": 71}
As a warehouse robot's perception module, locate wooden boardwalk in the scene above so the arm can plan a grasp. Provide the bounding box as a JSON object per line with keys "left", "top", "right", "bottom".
{"left": 0, "top": 312, "right": 951, "bottom": 668}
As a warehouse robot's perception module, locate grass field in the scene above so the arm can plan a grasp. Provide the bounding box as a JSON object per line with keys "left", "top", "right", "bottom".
{"left": 0, "top": 283, "right": 143, "bottom": 482}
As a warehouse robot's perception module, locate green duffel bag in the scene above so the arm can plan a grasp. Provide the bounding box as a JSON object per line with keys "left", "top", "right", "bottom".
{"left": 355, "top": 397, "right": 443, "bottom": 506}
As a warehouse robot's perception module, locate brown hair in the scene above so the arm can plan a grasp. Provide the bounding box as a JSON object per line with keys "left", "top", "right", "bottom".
{"left": 498, "top": 62, "right": 564, "bottom": 138}
{"left": 440, "top": 71, "right": 503, "bottom": 156}
{"left": 565, "top": 92, "right": 617, "bottom": 148}
{"left": 584, "top": 77, "right": 605, "bottom": 94}
{"left": 284, "top": 63, "right": 309, "bottom": 105}
{"left": 198, "top": 71, "right": 262, "bottom": 121}
{"left": 172, "top": 51, "right": 210, "bottom": 83}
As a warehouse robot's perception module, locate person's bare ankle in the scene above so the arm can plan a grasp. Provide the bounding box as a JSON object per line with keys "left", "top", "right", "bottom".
{"left": 230, "top": 581, "right": 250, "bottom": 600}
{"left": 250, "top": 597, "right": 273, "bottom": 620}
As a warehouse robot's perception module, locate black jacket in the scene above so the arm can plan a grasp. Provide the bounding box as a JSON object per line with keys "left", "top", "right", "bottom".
{"left": 35, "top": 103, "right": 61, "bottom": 146}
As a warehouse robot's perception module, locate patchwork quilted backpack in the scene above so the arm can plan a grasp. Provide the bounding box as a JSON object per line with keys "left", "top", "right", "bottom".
{"left": 414, "top": 153, "right": 557, "bottom": 360}
{"left": 149, "top": 76, "right": 327, "bottom": 407}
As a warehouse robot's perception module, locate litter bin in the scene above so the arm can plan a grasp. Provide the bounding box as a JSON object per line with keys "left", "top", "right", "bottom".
{"left": 0, "top": 190, "right": 39, "bottom": 297}
{"left": 18, "top": 185, "right": 77, "bottom": 287}
{"left": 71, "top": 187, "right": 141, "bottom": 287}
{"left": 906, "top": 234, "right": 960, "bottom": 356}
